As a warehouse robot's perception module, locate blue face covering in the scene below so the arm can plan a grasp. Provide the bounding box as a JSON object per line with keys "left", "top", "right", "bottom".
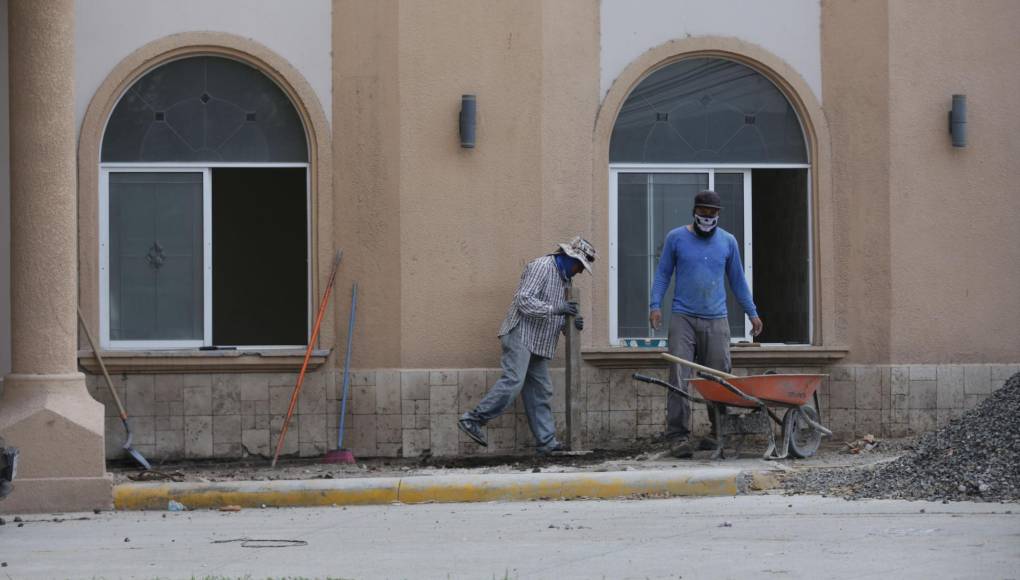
{"left": 555, "top": 254, "right": 581, "bottom": 278}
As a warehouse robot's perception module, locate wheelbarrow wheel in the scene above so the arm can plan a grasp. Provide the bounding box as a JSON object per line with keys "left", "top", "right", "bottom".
{"left": 783, "top": 406, "right": 822, "bottom": 458}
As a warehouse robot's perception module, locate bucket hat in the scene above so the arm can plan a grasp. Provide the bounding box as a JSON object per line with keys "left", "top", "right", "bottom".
{"left": 556, "top": 236, "right": 597, "bottom": 274}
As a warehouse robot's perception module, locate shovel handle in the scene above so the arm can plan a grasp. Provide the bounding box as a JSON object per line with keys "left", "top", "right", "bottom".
{"left": 77, "top": 308, "right": 129, "bottom": 420}
{"left": 660, "top": 353, "right": 738, "bottom": 380}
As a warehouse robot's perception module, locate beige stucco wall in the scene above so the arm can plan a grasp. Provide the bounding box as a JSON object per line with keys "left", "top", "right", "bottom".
{"left": 0, "top": 0, "right": 10, "bottom": 379}
{"left": 823, "top": 0, "right": 1020, "bottom": 364}
{"left": 821, "top": 0, "right": 893, "bottom": 363}
{"left": 333, "top": 0, "right": 403, "bottom": 368}
{"left": 333, "top": 0, "right": 600, "bottom": 369}
{"left": 886, "top": 0, "right": 1020, "bottom": 363}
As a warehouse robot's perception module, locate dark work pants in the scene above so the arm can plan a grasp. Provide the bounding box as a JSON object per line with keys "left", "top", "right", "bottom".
{"left": 666, "top": 313, "right": 731, "bottom": 440}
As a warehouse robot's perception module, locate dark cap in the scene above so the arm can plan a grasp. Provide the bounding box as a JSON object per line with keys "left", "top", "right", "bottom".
{"left": 694, "top": 190, "right": 722, "bottom": 209}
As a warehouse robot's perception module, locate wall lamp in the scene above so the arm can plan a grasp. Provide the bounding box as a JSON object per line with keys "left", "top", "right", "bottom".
{"left": 459, "top": 94, "right": 476, "bottom": 148}
{"left": 949, "top": 94, "right": 967, "bottom": 148}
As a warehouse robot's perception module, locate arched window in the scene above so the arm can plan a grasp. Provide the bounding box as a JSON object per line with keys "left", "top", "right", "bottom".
{"left": 100, "top": 56, "right": 310, "bottom": 349}
{"left": 610, "top": 57, "right": 811, "bottom": 345}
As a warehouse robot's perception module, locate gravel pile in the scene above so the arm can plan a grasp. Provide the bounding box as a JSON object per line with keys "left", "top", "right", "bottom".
{"left": 784, "top": 372, "right": 1020, "bottom": 502}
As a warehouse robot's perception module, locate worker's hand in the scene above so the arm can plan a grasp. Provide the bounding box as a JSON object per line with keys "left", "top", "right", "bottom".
{"left": 555, "top": 301, "right": 579, "bottom": 317}
{"left": 649, "top": 309, "right": 662, "bottom": 330}
{"left": 573, "top": 315, "right": 584, "bottom": 332}
{"left": 750, "top": 316, "right": 763, "bottom": 337}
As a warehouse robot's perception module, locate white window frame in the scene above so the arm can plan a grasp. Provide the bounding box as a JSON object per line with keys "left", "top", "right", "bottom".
{"left": 99, "top": 162, "right": 312, "bottom": 350}
{"left": 608, "top": 163, "right": 811, "bottom": 346}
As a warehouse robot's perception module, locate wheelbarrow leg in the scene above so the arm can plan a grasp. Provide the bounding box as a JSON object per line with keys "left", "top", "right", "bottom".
{"left": 711, "top": 405, "right": 726, "bottom": 459}
{"left": 764, "top": 407, "right": 791, "bottom": 460}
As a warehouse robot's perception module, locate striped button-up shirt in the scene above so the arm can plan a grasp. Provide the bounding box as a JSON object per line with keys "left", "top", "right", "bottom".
{"left": 498, "top": 255, "right": 570, "bottom": 359}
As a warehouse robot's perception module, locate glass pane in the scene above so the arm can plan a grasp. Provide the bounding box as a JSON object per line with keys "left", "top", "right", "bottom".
{"left": 715, "top": 173, "right": 748, "bottom": 338}
{"left": 617, "top": 174, "right": 649, "bottom": 339}
{"left": 102, "top": 57, "right": 308, "bottom": 162}
{"left": 610, "top": 58, "right": 807, "bottom": 164}
{"left": 109, "top": 172, "right": 203, "bottom": 341}
{"left": 616, "top": 172, "right": 708, "bottom": 340}
{"left": 650, "top": 173, "right": 708, "bottom": 338}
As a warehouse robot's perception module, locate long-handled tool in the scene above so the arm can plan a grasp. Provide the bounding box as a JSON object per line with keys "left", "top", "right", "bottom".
{"left": 660, "top": 353, "right": 738, "bottom": 380}
{"left": 323, "top": 282, "right": 358, "bottom": 464}
{"left": 77, "top": 308, "right": 152, "bottom": 470}
{"left": 272, "top": 250, "right": 343, "bottom": 467}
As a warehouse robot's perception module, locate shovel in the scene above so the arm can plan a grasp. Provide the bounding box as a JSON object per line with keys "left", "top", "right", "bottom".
{"left": 77, "top": 309, "right": 152, "bottom": 470}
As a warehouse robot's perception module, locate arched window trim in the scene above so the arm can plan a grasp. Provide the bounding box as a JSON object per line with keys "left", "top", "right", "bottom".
{"left": 98, "top": 54, "right": 313, "bottom": 350}
{"left": 608, "top": 56, "right": 814, "bottom": 347}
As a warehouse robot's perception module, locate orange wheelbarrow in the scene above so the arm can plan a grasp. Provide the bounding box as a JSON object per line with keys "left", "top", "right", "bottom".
{"left": 633, "top": 354, "right": 832, "bottom": 459}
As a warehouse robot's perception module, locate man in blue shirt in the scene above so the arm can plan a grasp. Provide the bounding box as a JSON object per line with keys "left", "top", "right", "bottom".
{"left": 649, "top": 190, "right": 763, "bottom": 457}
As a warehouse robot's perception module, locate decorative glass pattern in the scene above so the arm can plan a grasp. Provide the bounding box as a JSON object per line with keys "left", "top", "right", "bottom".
{"left": 109, "top": 172, "right": 204, "bottom": 341}
{"left": 102, "top": 56, "right": 308, "bottom": 162}
{"left": 610, "top": 58, "right": 807, "bottom": 164}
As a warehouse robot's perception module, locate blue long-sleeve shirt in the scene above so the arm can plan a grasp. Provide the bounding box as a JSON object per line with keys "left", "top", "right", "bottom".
{"left": 649, "top": 226, "right": 758, "bottom": 319}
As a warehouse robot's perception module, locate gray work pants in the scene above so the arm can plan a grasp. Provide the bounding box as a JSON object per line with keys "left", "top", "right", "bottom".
{"left": 666, "top": 313, "right": 731, "bottom": 440}
{"left": 461, "top": 325, "right": 559, "bottom": 451}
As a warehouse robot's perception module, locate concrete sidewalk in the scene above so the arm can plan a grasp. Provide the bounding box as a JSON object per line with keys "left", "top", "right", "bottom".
{"left": 4, "top": 495, "right": 1018, "bottom": 579}
{"left": 115, "top": 465, "right": 776, "bottom": 510}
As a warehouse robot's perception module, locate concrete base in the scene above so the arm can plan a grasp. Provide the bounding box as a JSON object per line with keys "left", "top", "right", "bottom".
{"left": 1, "top": 476, "right": 113, "bottom": 514}
{"left": 0, "top": 373, "right": 113, "bottom": 514}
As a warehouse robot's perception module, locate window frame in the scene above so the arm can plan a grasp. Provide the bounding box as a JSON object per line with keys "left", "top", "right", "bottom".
{"left": 99, "top": 161, "right": 312, "bottom": 350}
{"left": 608, "top": 162, "right": 812, "bottom": 346}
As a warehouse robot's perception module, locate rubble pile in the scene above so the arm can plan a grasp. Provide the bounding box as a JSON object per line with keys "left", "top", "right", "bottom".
{"left": 785, "top": 372, "right": 1020, "bottom": 502}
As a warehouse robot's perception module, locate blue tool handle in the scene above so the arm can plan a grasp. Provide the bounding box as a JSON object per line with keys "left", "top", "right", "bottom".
{"left": 337, "top": 282, "right": 358, "bottom": 448}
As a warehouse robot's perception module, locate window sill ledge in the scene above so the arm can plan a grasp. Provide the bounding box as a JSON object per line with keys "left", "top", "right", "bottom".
{"left": 77, "top": 348, "right": 332, "bottom": 375}
{"left": 581, "top": 345, "right": 849, "bottom": 369}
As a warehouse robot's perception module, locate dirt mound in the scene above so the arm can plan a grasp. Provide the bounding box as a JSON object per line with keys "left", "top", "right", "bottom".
{"left": 784, "top": 372, "right": 1020, "bottom": 502}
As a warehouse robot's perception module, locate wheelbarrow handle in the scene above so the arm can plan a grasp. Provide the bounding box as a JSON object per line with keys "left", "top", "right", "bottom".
{"left": 660, "top": 353, "right": 738, "bottom": 380}
{"left": 632, "top": 373, "right": 711, "bottom": 405}
{"left": 697, "top": 373, "right": 767, "bottom": 407}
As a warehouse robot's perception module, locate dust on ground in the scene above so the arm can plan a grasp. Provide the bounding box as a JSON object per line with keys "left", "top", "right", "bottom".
{"left": 109, "top": 434, "right": 913, "bottom": 485}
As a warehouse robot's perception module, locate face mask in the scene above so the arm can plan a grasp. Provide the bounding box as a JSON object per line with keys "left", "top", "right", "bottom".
{"left": 693, "top": 213, "right": 719, "bottom": 236}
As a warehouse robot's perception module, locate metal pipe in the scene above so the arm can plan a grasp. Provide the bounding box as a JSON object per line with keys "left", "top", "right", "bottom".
{"left": 336, "top": 282, "right": 358, "bottom": 449}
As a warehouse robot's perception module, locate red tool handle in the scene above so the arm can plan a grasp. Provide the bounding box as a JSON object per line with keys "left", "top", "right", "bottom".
{"left": 271, "top": 250, "right": 343, "bottom": 467}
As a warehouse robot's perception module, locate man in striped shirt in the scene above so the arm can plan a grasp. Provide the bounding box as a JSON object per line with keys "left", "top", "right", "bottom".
{"left": 458, "top": 237, "right": 597, "bottom": 455}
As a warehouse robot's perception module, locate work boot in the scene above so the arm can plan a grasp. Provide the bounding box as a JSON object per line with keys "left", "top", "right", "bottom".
{"left": 457, "top": 418, "right": 488, "bottom": 447}
{"left": 697, "top": 436, "right": 719, "bottom": 451}
{"left": 669, "top": 438, "right": 694, "bottom": 459}
{"left": 536, "top": 440, "right": 569, "bottom": 456}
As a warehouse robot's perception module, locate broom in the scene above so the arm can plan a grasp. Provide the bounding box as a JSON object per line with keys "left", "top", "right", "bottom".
{"left": 323, "top": 282, "right": 358, "bottom": 464}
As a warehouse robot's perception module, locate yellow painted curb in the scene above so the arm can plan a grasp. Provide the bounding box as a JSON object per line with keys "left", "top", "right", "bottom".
{"left": 398, "top": 470, "right": 739, "bottom": 504}
{"left": 114, "top": 468, "right": 757, "bottom": 511}
{"left": 115, "top": 478, "right": 401, "bottom": 510}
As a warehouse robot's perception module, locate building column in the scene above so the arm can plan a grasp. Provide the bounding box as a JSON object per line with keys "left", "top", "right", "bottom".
{"left": 0, "top": 0, "right": 111, "bottom": 513}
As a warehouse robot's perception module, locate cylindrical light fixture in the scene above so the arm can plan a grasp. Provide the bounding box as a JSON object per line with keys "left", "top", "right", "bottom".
{"left": 459, "top": 94, "right": 476, "bottom": 148}
{"left": 949, "top": 94, "right": 967, "bottom": 148}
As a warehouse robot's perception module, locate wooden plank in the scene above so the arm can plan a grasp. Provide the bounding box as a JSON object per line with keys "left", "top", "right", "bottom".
{"left": 564, "top": 287, "right": 584, "bottom": 450}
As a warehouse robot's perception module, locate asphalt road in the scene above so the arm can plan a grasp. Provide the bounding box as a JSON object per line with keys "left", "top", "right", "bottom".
{"left": 2, "top": 494, "right": 1018, "bottom": 579}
